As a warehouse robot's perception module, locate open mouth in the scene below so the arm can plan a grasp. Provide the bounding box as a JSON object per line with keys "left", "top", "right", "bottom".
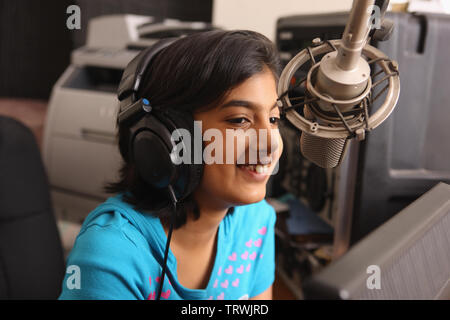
{"left": 236, "top": 163, "right": 271, "bottom": 174}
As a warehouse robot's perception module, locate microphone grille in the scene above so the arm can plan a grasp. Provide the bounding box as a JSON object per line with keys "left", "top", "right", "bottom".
{"left": 300, "top": 133, "right": 347, "bottom": 168}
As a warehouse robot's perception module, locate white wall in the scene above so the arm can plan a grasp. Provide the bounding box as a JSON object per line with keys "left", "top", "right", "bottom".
{"left": 212, "top": 0, "right": 354, "bottom": 41}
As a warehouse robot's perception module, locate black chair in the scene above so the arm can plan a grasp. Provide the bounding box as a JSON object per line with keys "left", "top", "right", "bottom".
{"left": 0, "top": 116, "right": 65, "bottom": 299}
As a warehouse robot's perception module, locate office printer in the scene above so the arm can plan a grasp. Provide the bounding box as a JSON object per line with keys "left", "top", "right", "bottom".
{"left": 43, "top": 15, "right": 215, "bottom": 224}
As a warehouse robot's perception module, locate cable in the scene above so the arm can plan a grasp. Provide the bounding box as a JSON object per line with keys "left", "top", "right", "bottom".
{"left": 156, "top": 185, "right": 178, "bottom": 300}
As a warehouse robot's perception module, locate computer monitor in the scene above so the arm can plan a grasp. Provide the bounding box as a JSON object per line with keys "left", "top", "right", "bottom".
{"left": 302, "top": 182, "right": 450, "bottom": 300}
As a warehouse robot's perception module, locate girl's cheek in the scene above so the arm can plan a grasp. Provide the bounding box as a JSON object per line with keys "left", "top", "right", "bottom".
{"left": 277, "top": 134, "right": 284, "bottom": 159}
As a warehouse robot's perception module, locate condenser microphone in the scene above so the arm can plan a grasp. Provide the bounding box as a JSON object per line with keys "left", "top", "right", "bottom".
{"left": 277, "top": 0, "right": 400, "bottom": 168}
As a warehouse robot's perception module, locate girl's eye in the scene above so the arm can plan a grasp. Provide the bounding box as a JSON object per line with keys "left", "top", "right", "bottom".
{"left": 270, "top": 117, "right": 281, "bottom": 125}
{"left": 227, "top": 117, "right": 249, "bottom": 125}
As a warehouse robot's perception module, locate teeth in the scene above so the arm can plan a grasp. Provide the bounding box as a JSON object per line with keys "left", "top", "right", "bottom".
{"left": 255, "top": 164, "right": 269, "bottom": 174}
{"left": 239, "top": 164, "right": 271, "bottom": 174}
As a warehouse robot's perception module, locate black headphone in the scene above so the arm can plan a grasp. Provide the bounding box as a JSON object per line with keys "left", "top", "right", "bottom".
{"left": 117, "top": 37, "right": 203, "bottom": 205}
{"left": 116, "top": 38, "right": 204, "bottom": 300}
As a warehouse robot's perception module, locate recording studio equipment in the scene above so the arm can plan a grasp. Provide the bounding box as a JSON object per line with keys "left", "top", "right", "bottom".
{"left": 277, "top": 0, "right": 400, "bottom": 169}
{"left": 274, "top": 3, "right": 450, "bottom": 261}
{"left": 275, "top": 0, "right": 399, "bottom": 258}
{"left": 302, "top": 182, "right": 450, "bottom": 300}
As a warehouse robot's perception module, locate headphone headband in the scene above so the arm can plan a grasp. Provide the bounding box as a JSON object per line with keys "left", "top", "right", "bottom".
{"left": 117, "top": 38, "right": 178, "bottom": 124}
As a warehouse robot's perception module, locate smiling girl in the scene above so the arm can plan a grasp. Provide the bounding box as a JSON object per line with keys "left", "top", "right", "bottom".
{"left": 59, "top": 30, "right": 283, "bottom": 300}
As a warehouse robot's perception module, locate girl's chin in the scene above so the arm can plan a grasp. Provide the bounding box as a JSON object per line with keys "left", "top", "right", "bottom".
{"left": 227, "top": 187, "right": 267, "bottom": 206}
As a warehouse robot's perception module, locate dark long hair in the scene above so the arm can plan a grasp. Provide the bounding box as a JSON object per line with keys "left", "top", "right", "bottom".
{"left": 105, "top": 29, "right": 281, "bottom": 228}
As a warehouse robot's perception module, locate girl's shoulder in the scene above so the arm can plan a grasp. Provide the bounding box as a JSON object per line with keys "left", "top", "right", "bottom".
{"left": 77, "top": 195, "right": 157, "bottom": 247}
{"left": 60, "top": 196, "right": 161, "bottom": 299}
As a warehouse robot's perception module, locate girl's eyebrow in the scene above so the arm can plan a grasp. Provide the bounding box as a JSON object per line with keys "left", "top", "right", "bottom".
{"left": 219, "top": 99, "right": 278, "bottom": 111}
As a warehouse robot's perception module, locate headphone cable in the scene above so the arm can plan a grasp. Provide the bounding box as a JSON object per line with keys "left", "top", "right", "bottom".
{"left": 156, "top": 185, "right": 177, "bottom": 300}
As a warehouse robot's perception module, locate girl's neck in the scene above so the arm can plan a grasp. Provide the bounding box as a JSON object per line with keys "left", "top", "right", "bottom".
{"left": 163, "top": 187, "right": 230, "bottom": 250}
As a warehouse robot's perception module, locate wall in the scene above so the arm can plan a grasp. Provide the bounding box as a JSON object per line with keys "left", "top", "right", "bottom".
{"left": 212, "top": 0, "right": 353, "bottom": 40}
{"left": 0, "top": 0, "right": 213, "bottom": 99}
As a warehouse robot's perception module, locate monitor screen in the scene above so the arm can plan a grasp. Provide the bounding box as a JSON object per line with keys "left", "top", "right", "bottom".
{"left": 302, "top": 182, "right": 450, "bottom": 300}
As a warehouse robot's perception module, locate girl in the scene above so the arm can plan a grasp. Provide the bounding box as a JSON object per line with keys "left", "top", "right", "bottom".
{"left": 59, "top": 29, "right": 283, "bottom": 300}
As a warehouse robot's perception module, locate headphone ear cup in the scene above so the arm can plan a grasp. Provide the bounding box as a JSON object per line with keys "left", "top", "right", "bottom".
{"left": 133, "top": 130, "right": 176, "bottom": 189}
{"left": 159, "top": 110, "right": 203, "bottom": 200}
{"left": 131, "top": 114, "right": 178, "bottom": 189}
{"left": 130, "top": 109, "right": 203, "bottom": 202}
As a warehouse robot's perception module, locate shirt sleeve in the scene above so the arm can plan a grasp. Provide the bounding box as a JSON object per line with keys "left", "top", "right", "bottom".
{"left": 58, "top": 223, "right": 150, "bottom": 300}
{"left": 249, "top": 203, "right": 277, "bottom": 298}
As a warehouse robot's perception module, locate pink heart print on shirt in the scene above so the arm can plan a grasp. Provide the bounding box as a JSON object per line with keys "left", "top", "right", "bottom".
{"left": 236, "top": 265, "right": 244, "bottom": 274}
{"left": 258, "top": 226, "right": 267, "bottom": 235}
{"left": 218, "top": 266, "right": 222, "bottom": 276}
{"left": 148, "top": 289, "right": 171, "bottom": 300}
{"left": 225, "top": 265, "right": 233, "bottom": 274}
{"left": 232, "top": 278, "right": 240, "bottom": 287}
{"left": 155, "top": 276, "right": 171, "bottom": 285}
{"left": 147, "top": 276, "right": 172, "bottom": 300}
{"left": 147, "top": 275, "right": 173, "bottom": 300}
{"left": 241, "top": 251, "right": 249, "bottom": 260}
{"left": 147, "top": 276, "right": 155, "bottom": 300}
{"left": 228, "top": 252, "right": 237, "bottom": 261}
{"left": 245, "top": 239, "right": 252, "bottom": 247}
{"left": 249, "top": 252, "right": 257, "bottom": 260}
{"left": 213, "top": 279, "right": 218, "bottom": 288}
{"left": 161, "top": 289, "right": 171, "bottom": 299}
{"left": 253, "top": 238, "right": 262, "bottom": 247}
{"left": 246, "top": 263, "right": 251, "bottom": 272}
{"left": 221, "top": 279, "right": 229, "bottom": 288}
{"left": 217, "top": 292, "right": 225, "bottom": 300}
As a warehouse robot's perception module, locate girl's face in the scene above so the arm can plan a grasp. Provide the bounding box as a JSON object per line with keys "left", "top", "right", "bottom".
{"left": 193, "top": 68, "right": 283, "bottom": 208}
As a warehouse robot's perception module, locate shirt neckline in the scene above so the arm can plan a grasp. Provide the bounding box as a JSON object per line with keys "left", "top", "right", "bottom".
{"left": 108, "top": 194, "right": 234, "bottom": 299}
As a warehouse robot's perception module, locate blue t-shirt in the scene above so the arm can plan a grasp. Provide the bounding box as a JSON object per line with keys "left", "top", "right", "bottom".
{"left": 59, "top": 194, "right": 276, "bottom": 300}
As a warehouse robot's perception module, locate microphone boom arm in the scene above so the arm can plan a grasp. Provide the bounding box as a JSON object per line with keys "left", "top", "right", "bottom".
{"left": 337, "top": 0, "right": 374, "bottom": 71}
